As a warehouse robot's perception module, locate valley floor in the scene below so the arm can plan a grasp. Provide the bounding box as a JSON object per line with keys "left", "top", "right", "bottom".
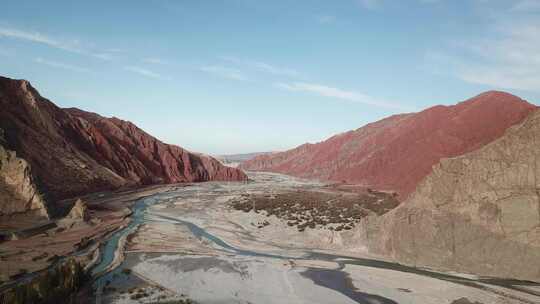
{"left": 93, "top": 172, "right": 540, "bottom": 304}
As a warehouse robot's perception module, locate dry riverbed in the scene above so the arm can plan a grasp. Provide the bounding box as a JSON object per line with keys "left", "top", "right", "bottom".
{"left": 94, "top": 172, "right": 540, "bottom": 304}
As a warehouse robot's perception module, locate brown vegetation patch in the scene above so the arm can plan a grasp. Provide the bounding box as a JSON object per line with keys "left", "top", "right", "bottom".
{"left": 230, "top": 189, "right": 399, "bottom": 232}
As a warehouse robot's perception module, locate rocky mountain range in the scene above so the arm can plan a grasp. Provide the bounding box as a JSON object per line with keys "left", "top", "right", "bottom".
{"left": 360, "top": 107, "right": 540, "bottom": 281}
{"left": 0, "top": 76, "right": 246, "bottom": 219}
{"left": 1, "top": 75, "right": 539, "bottom": 283}
{"left": 238, "top": 91, "right": 540, "bottom": 281}
{"left": 240, "top": 91, "right": 537, "bottom": 199}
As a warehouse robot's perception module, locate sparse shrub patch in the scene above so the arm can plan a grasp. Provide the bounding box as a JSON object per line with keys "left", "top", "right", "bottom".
{"left": 230, "top": 189, "right": 399, "bottom": 231}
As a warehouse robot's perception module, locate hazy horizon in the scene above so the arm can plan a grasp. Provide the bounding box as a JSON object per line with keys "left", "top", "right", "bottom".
{"left": 1, "top": 0, "right": 539, "bottom": 154}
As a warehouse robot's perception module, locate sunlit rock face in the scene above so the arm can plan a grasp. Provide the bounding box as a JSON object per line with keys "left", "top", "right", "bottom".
{"left": 241, "top": 91, "right": 536, "bottom": 200}
{"left": 363, "top": 109, "right": 540, "bottom": 281}
{"left": 0, "top": 142, "right": 49, "bottom": 219}
{"left": 0, "top": 75, "right": 247, "bottom": 215}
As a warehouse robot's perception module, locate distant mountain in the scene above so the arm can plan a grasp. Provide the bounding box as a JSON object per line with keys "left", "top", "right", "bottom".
{"left": 240, "top": 91, "right": 537, "bottom": 199}
{"left": 216, "top": 152, "right": 272, "bottom": 167}
{"left": 0, "top": 76, "right": 246, "bottom": 217}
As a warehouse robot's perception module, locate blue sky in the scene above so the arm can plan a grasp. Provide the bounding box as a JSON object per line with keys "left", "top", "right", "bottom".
{"left": 1, "top": 0, "right": 539, "bottom": 155}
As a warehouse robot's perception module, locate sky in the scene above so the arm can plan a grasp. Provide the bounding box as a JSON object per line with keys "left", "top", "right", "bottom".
{"left": 1, "top": 0, "right": 539, "bottom": 155}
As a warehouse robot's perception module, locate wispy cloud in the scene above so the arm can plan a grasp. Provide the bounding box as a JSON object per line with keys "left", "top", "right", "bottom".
{"left": 426, "top": 7, "right": 540, "bottom": 92}
{"left": 511, "top": 0, "right": 540, "bottom": 12}
{"left": 143, "top": 57, "right": 167, "bottom": 65}
{"left": 0, "top": 26, "right": 77, "bottom": 51}
{"left": 317, "top": 15, "right": 336, "bottom": 24}
{"left": 34, "top": 58, "right": 91, "bottom": 73}
{"left": 275, "top": 82, "right": 409, "bottom": 110}
{"left": 221, "top": 56, "right": 301, "bottom": 78}
{"left": 124, "top": 66, "right": 165, "bottom": 79}
{"left": 0, "top": 26, "right": 114, "bottom": 60}
{"left": 358, "top": 0, "right": 440, "bottom": 10}
{"left": 105, "top": 48, "right": 124, "bottom": 53}
{"left": 93, "top": 53, "right": 114, "bottom": 61}
{"left": 357, "top": 0, "right": 382, "bottom": 10}
{"left": 199, "top": 65, "right": 248, "bottom": 81}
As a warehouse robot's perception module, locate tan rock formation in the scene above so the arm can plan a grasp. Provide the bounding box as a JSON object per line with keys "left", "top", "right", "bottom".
{"left": 364, "top": 109, "right": 540, "bottom": 281}
{"left": 0, "top": 141, "right": 48, "bottom": 218}
{"left": 57, "top": 199, "right": 93, "bottom": 229}
{"left": 65, "top": 199, "right": 90, "bottom": 222}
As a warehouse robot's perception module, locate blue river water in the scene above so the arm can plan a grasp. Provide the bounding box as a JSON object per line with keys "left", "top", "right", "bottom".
{"left": 90, "top": 185, "right": 540, "bottom": 304}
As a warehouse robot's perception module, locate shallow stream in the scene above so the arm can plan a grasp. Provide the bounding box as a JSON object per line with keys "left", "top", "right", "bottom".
{"left": 91, "top": 178, "right": 540, "bottom": 304}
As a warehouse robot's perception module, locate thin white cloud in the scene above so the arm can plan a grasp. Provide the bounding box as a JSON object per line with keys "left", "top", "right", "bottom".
{"left": 357, "top": 0, "right": 382, "bottom": 10}
{"left": 459, "top": 66, "right": 540, "bottom": 91}
{"left": 124, "top": 66, "right": 165, "bottom": 79}
{"left": 317, "top": 15, "right": 336, "bottom": 24}
{"left": 200, "top": 65, "right": 248, "bottom": 81}
{"left": 143, "top": 57, "right": 167, "bottom": 65}
{"left": 275, "top": 82, "right": 409, "bottom": 110}
{"left": 0, "top": 26, "right": 113, "bottom": 60}
{"left": 512, "top": 0, "right": 540, "bottom": 12}
{"left": 0, "top": 26, "right": 76, "bottom": 51}
{"left": 221, "top": 56, "right": 301, "bottom": 78}
{"left": 105, "top": 48, "right": 124, "bottom": 53}
{"left": 34, "top": 58, "right": 90, "bottom": 73}
{"left": 93, "top": 53, "right": 114, "bottom": 61}
{"left": 358, "top": 0, "right": 442, "bottom": 10}
{"left": 251, "top": 61, "right": 301, "bottom": 78}
{"left": 425, "top": 4, "right": 540, "bottom": 92}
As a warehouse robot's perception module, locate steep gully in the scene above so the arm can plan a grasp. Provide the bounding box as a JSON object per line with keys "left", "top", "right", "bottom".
{"left": 91, "top": 182, "right": 540, "bottom": 304}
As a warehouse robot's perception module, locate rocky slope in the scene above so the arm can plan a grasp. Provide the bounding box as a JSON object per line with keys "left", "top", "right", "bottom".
{"left": 0, "top": 257, "right": 89, "bottom": 304}
{"left": 360, "top": 108, "right": 540, "bottom": 281}
{"left": 63, "top": 108, "right": 247, "bottom": 185}
{"left": 0, "top": 76, "right": 246, "bottom": 215}
{"left": 240, "top": 92, "right": 536, "bottom": 199}
{"left": 0, "top": 138, "right": 49, "bottom": 219}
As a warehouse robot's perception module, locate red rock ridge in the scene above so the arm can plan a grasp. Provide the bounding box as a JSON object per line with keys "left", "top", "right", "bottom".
{"left": 240, "top": 91, "right": 537, "bottom": 199}
{"left": 0, "top": 76, "right": 246, "bottom": 204}
{"left": 64, "top": 108, "right": 247, "bottom": 184}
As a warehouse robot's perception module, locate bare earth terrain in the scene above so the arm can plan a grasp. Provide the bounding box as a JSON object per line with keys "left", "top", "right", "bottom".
{"left": 93, "top": 172, "right": 540, "bottom": 304}
{"left": 0, "top": 184, "right": 178, "bottom": 282}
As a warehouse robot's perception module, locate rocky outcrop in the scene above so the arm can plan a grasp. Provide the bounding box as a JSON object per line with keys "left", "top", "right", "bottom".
{"left": 0, "top": 76, "right": 247, "bottom": 215}
{"left": 0, "top": 140, "right": 48, "bottom": 219}
{"left": 241, "top": 92, "right": 537, "bottom": 199}
{"left": 64, "top": 199, "right": 89, "bottom": 222}
{"left": 57, "top": 199, "right": 93, "bottom": 230}
{"left": 66, "top": 199, "right": 90, "bottom": 222}
{"left": 0, "top": 257, "right": 89, "bottom": 304}
{"left": 363, "top": 109, "right": 540, "bottom": 281}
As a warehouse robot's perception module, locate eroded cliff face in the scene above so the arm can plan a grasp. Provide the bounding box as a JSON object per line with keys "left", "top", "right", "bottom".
{"left": 364, "top": 109, "right": 540, "bottom": 281}
{"left": 0, "top": 76, "right": 246, "bottom": 215}
{"left": 0, "top": 138, "right": 48, "bottom": 218}
{"left": 241, "top": 92, "right": 537, "bottom": 199}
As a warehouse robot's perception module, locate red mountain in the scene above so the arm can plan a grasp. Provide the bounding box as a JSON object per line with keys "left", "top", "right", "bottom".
{"left": 240, "top": 91, "right": 536, "bottom": 199}
{"left": 0, "top": 76, "right": 246, "bottom": 205}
